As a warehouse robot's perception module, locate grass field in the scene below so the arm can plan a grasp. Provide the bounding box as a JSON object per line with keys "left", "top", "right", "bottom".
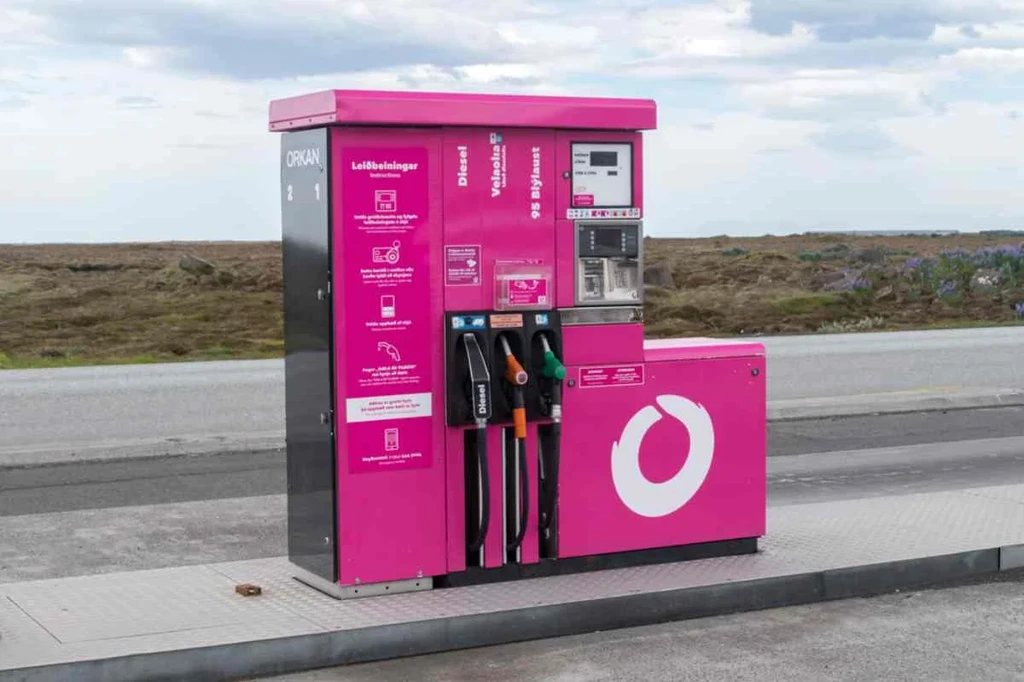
{"left": 3, "top": 234, "right": 1024, "bottom": 369}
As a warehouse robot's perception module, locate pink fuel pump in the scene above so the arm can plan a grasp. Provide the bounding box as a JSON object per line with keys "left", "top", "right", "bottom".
{"left": 270, "top": 89, "right": 767, "bottom": 597}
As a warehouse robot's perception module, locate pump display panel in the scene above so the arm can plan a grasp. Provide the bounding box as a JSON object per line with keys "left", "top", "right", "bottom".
{"left": 575, "top": 221, "right": 642, "bottom": 306}
{"left": 571, "top": 142, "right": 633, "bottom": 208}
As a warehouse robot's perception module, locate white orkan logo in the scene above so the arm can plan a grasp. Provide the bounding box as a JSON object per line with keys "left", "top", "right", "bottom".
{"left": 611, "top": 395, "right": 715, "bottom": 518}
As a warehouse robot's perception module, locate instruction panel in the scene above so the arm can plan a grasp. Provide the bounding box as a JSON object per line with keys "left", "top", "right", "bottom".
{"left": 341, "top": 146, "right": 433, "bottom": 473}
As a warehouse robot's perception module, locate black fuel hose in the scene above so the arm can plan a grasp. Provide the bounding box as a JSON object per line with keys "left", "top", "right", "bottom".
{"left": 508, "top": 436, "right": 529, "bottom": 552}
{"left": 541, "top": 422, "right": 560, "bottom": 535}
{"left": 467, "top": 425, "right": 489, "bottom": 554}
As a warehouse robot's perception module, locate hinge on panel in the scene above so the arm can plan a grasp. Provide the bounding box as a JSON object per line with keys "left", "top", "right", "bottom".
{"left": 320, "top": 409, "right": 333, "bottom": 426}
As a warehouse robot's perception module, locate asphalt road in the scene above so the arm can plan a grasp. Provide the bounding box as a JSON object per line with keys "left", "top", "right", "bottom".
{"left": 3, "top": 326, "right": 1024, "bottom": 460}
{"left": 258, "top": 574, "right": 1024, "bottom": 682}
{"left": 5, "top": 406, "right": 1024, "bottom": 517}
{"left": 4, "top": 407, "right": 1024, "bottom": 584}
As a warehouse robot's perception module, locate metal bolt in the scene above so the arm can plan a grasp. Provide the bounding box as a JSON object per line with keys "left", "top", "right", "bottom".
{"left": 751, "top": 368, "right": 760, "bottom": 377}
{"left": 567, "top": 379, "right": 575, "bottom": 387}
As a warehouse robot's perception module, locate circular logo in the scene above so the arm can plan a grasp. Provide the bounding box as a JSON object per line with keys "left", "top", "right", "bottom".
{"left": 611, "top": 395, "right": 715, "bottom": 518}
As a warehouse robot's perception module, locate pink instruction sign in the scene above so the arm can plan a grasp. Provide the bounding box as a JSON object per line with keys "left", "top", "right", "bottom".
{"left": 347, "top": 419, "right": 433, "bottom": 473}
{"left": 341, "top": 146, "right": 433, "bottom": 473}
{"left": 579, "top": 364, "right": 646, "bottom": 389}
{"left": 506, "top": 277, "right": 548, "bottom": 307}
{"left": 574, "top": 194, "right": 595, "bottom": 207}
{"left": 445, "top": 245, "right": 481, "bottom": 286}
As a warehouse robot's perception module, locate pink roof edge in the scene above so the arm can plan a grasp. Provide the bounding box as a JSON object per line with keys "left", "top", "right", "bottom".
{"left": 268, "top": 89, "right": 657, "bottom": 132}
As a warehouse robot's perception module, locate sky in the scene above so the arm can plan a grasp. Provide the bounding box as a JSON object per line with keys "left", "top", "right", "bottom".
{"left": 1, "top": 0, "right": 1023, "bottom": 243}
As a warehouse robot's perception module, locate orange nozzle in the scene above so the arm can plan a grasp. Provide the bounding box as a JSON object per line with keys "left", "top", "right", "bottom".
{"left": 505, "top": 355, "right": 528, "bottom": 386}
{"left": 513, "top": 407, "right": 527, "bottom": 439}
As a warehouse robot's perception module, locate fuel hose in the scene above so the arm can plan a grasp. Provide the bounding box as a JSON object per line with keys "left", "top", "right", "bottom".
{"left": 467, "top": 420, "right": 490, "bottom": 554}
{"left": 539, "top": 334, "right": 565, "bottom": 536}
{"left": 508, "top": 430, "right": 529, "bottom": 553}
{"left": 500, "top": 334, "right": 530, "bottom": 553}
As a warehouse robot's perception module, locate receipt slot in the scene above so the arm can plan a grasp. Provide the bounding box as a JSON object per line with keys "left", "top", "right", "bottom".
{"left": 270, "top": 89, "right": 767, "bottom": 598}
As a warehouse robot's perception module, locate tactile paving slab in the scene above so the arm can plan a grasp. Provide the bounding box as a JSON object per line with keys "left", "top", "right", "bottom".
{"left": 3, "top": 484, "right": 1024, "bottom": 681}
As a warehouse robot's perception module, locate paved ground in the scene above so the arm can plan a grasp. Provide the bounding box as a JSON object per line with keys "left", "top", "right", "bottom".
{"left": 0, "top": 359, "right": 281, "bottom": 462}
{"left": 4, "top": 326, "right": 1024, "bottom": 462}
{"left": 3, "top": 406, "right": 1024, "bottom": 516}
{"left": 257, "top": 573, "right": 1024, "bottom": 681}
{"left": 4, "top": 408, "right": 1024, "bottom": 584}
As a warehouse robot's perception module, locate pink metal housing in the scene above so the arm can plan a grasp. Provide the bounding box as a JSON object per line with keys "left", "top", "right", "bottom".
{"left": 272, "top": 88, "right": 766, "bottom": 591}
{"left": 269, "top": 89, "right": 657, "bottom": 132}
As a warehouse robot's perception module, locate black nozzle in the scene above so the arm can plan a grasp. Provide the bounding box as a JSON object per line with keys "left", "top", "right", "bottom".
{"left": 461, "top": 332, "right": 492, "bottom": 561}
{"left": 462, "top": 332, "right": 492, "bottom": 424}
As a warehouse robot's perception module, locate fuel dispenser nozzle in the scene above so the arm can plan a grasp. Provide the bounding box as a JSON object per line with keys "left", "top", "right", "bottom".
{"left": 537, "top": 333, "right": 564, "bottom": 547}
{"left": 498, "top": 334, "right": 529, "bottom": 554}
{"left": 499, "top": 335, "right": 528, "bottom": 439}
{"left": 539, "top": 334, "right": 566, "bottom": 422}
{"left": 461, "top": 333, "right": 492, "bottom": 556}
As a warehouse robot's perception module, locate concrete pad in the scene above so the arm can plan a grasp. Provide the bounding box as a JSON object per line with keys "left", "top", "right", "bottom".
{"left": 3, "top": 483, "right": 1024, "bottom": 682}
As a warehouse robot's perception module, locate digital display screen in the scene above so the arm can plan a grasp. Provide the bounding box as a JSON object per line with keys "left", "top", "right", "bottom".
{"left": 590, "top": 151, "right": 618, "bottom": 167}
{"left": 594, "top": 228, "right": 621, "bottom": 249}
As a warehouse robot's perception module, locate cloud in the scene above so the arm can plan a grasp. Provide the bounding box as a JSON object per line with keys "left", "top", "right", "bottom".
{"left": 3, "top": 0, "right": 1024, "bottom": 243}
{"left": 749, "top": 0, "right": 1022, "bottom": 42}
{"left": 0, "top": 95, "right": 30, "bottom": 111}
{"left": 738, "top": 67, "right": 949, "bottom": 121}
{"left": 393, "top": 63, "right": 551, "bottom": 90}
{"left": 941, "top": 47, "right": 1024, "bottom": 71}
{"left": 810, "top": 123, "right": 917, "bottom": 157}
{"left": 961, "top": 25, "right": 983, "bottom": 39}
{"left": 116, "top": 95, "right": 159, "bottom": 109}
{"left": 13, "top": 0, "right": 515, "bottom": 79}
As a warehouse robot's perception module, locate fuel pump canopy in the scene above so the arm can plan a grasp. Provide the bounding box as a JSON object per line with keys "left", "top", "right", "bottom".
{"left": 270, "top": 88, "right": 766, "bottom": 599}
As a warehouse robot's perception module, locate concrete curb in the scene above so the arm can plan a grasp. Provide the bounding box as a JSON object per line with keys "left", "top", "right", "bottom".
{"left": 5, "top": 546, "right": 1023, "bottom": 682}
{"left": 0, "top": 432, "right": 284, "bottom": 470}
{"left": 768, "top": 387, "right": 1024, "bottom": 422}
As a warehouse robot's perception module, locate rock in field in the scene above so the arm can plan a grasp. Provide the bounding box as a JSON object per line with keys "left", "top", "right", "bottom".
{"left": 179, "top": 254, "right": 216, "bottom": 275}
{"left": 644, "top": 262, "right": 675, "bottom": 288}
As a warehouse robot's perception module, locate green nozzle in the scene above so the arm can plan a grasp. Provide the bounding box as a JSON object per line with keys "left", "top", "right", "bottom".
{"left": 541, "top": 350, "right": 566, "bottom": 381}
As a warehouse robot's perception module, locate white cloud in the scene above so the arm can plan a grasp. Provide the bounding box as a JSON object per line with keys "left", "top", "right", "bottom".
{"left": 634, "top": 2, "right": 815, "bottom": 59}
{"left": 3, "top": 0, "right": 1024, "bottom": 242}
{"left": 738, "top": 67, "right": 950, "bottom": 120}
{"left": 888, "top": 101, "right": 1024, "bottom": 164}
{"left": 0, "top": 7, "right": 48, "bottom": 41}
{"left": 940, "top": 46, "right": 1024, "bottom": 70}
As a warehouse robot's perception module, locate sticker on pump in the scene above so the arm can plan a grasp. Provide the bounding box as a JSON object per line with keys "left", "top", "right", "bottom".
{"left": 579, "top": 364, "right": 646, "bottom": 389}
{"left": 490, "top": 313, "right": 524, "bottom": 329}
{"left": 506, "top": 278, "right": 548, "bottom": 307}
{"left": 451, "top": 315, "right": 487, "bottom": 330}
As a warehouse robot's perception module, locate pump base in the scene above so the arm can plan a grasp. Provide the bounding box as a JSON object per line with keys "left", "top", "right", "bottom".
{"left": 437, "top": 537, "right": 758, "bottom": 589}
{"left": 294, "top": 567, "right": 432, "bottom": 601}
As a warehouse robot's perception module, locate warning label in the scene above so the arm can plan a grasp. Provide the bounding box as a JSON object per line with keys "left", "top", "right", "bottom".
{"left": 579, "top": 364, "right": 645, "bottom": 389}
